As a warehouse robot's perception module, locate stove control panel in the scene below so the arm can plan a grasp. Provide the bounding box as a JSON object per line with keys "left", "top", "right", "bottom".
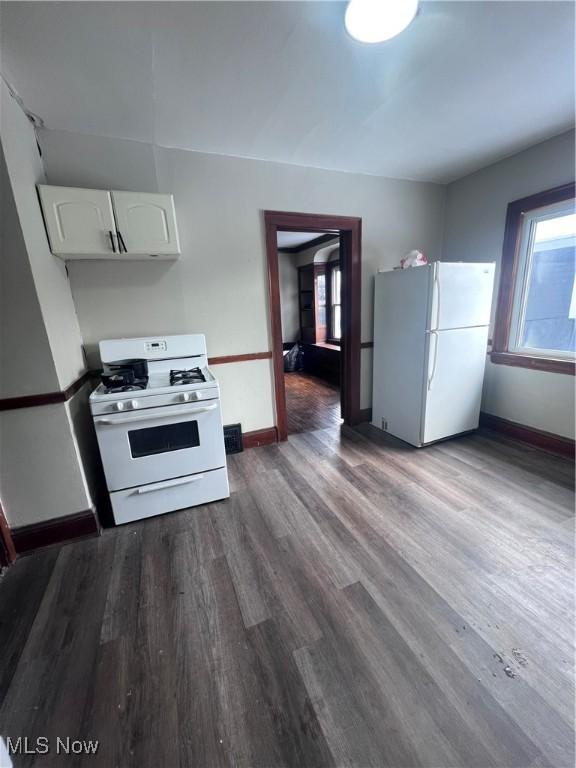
{"left": 90, "top": 385, "right": 219, "bottom": 417}
{"left": 179, "top": 391, "right": 204, "bottom": 403}
{"left": 145, "top": 340, "right": 167, "bottom": 353}
{"left": 115, "top": 400, "right": 139, "bottom": 411}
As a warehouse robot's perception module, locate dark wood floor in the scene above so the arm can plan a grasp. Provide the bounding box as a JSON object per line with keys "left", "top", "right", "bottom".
{"left": 285, "top": 372, "right": 341, "bottom": 434}
{"left": 0, "top": 424, "right": 574, "bottom": 767}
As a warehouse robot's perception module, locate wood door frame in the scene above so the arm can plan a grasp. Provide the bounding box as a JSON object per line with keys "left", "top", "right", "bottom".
{"left": 264, "top": 210, "right": 362, "bottom": 441}
{"left": 0, "top": 501, "right": 16, "bottom": 567}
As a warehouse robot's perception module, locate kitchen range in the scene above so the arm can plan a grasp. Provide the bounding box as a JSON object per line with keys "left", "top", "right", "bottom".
{"left": 90, "top": 334, "right": 229, "bottom": 524}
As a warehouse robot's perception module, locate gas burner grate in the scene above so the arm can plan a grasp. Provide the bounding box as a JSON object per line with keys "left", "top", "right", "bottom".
{"left": 102, "top": 382, "right": 148, "bottom": 394}
{"left": 170, "top": 367, "right": 206, "bottom": 386}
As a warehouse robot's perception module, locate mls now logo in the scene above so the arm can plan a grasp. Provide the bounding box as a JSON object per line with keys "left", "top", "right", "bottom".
{"left": 4, "top": 736, "right": 99, "bottom": 757}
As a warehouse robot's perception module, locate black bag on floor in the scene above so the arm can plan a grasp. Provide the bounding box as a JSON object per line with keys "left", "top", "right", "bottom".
{"left": 284, "top": 343, "right": 303, "bottom": 372}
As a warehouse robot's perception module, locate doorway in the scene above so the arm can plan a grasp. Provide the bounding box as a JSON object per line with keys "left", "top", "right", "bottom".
{"left": 264, "top": 210, "right": 362, "bottom": 442}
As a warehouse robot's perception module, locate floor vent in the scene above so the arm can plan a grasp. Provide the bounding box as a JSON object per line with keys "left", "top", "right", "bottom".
{"left": 224, "top": 423, "right": 244, "bottom": 454}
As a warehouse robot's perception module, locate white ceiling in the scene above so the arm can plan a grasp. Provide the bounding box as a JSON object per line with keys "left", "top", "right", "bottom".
{"left": 277, "top": 232, "right": 331, "bottom": 249}
{"left": 1, "top": 1, "right": 574, "bottom": 183}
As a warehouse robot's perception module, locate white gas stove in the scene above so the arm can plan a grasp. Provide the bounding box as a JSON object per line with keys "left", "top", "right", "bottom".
{"left": 90, "top": 334, "right": 229, "bottom": 524}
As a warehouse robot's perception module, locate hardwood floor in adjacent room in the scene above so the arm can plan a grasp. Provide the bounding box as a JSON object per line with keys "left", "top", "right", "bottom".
{"left": 285, "top": 371, "right": 341, "bottom": 434}
{"left": 0, "top": 425, "right": 574, "bottom": 767}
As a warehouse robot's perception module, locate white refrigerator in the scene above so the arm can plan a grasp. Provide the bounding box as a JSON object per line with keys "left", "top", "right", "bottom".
{"left": 372, "top": 262, "right": 495, "bottom": 447}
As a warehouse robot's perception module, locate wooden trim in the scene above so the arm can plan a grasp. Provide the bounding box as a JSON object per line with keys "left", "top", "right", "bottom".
{"left": 479, "top": 412, "right": 575, "bottom": 460}
{"left": 359, "top": 408, "right": 372, "bottom": 423}
{"left": 492, "top": 182, "right": 576, "bottom": 376}
{"left": 341, "top": 224, "right": 362, "bottom": 427}
{"left": 11, "top": 509, "right": 100, "bottom": 556}
{"left": 490, "top": 350, "right": 575, "bottom": 375}
{"left": 278, "top": 233, "right": 338, "bottom": 254}
{"left": 243, "top": 426, "right": 279, "bottom": 449}
{"left": 264, "top": 210, "right": 362, "bottom": 441}
{"left": 208, "top": 352, "right": 272, "bottom": 366}
{"left": 325, "top": 259, "right": 340, "bottom": 345}
{"left": 0, "top": 501, "right": 17, "bottom": 567}
{"left": 0, "top": 370, "right": 93, "bottom": 412}
{"left": 360, "top": 341, "right": 374, "bottom": 349}
{"left": 312, "top": 342, "right": 340, "bottom": 352}
{"left": 265, "top": 214, "right": 289, "bottom": 441}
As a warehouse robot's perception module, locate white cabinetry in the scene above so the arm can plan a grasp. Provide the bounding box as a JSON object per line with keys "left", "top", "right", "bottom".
{"left": 38, "top": 185, "right": 181, "bottom": 260}
{"left": 111, "top": 191, "right": 180, "bottom": 256}
{"left": 38, "top": 186, "right": 116, "bottom": 257}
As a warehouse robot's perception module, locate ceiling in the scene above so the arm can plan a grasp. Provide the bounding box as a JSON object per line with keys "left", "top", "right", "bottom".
{"left": 277, "top": 232, "right": 331, "bottom": 249}
{"left": 1, "top": 1, "right": 574, "bottom": 183}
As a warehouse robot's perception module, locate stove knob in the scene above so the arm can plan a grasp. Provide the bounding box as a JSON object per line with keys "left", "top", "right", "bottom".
{"left": 115, "top": 401, "right": 125, "bottom": 412}
{"left": 130, "top": 400, "right": 139, "bottom": 410}
{"left": 180, "top": 392, "right": 191, "bottom": 403}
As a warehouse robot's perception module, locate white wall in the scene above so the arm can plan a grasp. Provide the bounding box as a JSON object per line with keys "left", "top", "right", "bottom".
{"left": 0, "top": 85, "right": 93, "bottom": 527}
{"left": 0, "top": 403, "right": 92, "bottom": 527}
{"left": 40, "top": 129, "right": 446, "bottom": 429}
{"left": 0, "top": 82, "right": 85, "bottom": 390}
{"left": 278, "top": 252, "right": 299, "bottom": 343}
{"left": 0, "top": 142, "right": 59, "bottom": 397}
{"left": 443, "top": 130, "right": 575, "bottom": 439}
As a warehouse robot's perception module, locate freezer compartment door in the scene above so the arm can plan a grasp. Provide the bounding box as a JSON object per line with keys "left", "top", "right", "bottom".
{"left": 428, "top": 262, "right": 495, "bottom": 330}
{"left": 422, "top": 326, "right": 489, "bottom": 444}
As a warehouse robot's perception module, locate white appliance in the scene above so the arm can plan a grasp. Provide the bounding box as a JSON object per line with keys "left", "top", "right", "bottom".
{"left": 90, "top": 334, "right": 229, "bottom": 524}
{"left": 372, "top": 262, "right": 495, "bottom": 447}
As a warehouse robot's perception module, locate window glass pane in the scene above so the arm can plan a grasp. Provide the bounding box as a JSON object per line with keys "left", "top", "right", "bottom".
{"left": 333, "top": 267, "right": 341, "bottom": 300}
{"left": 317, "top": 274, "right": 326, "bottom": 305}
{"left": 333, "top": 305, "right": 341, "bottom": 339}
{"left": 519, "top": 213, "right": 576, "bottom": 354}
{"left": 318, "top": 306, "right": 326, "bottom": 326}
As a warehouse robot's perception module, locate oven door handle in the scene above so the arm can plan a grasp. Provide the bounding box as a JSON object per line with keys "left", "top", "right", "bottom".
{"left": 95, "top": 403, "right": 218, "bottom": 425}
{"left": 135, "top": 475, "right": 204, "bottom": 494}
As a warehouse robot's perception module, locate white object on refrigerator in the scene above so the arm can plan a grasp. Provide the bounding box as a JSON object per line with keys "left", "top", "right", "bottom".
{"left": 372, "top": 262, "right": 495, "bottom": 447}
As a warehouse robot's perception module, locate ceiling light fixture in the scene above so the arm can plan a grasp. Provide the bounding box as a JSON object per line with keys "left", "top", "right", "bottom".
{"left": 345, "top": 0, "right": 419, "bottom": 44}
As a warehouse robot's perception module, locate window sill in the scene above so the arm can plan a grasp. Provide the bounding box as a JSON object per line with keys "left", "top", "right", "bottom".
{"left": 490, "top": 350, "right": 575, "bottom": 376}
{"left": 312, "top": 342, "right": 341, "bottom": 352}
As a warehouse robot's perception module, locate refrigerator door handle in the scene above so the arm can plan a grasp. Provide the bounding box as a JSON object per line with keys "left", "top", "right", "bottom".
{"left": 432, "top": 264, "right": 441, "bottom": 330}
{"left": 427, "top": 331, "right": 439, "bottom": 391}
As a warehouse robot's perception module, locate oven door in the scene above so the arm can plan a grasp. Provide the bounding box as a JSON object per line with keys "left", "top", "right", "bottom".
{"left": 94, "top": 399, "right": 226, "bottom": 491}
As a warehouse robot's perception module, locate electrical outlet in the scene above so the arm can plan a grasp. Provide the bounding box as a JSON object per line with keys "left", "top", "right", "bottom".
{"left": 381, "top": 418, "right": 388, "bottom": 431}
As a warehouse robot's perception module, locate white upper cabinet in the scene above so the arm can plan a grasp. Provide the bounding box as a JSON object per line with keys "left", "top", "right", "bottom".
{"left": 38, "top": 185, "right": 117, "bottom": 257}
{"left": 111, "top": 191, "right": 180, "bottom": 256}
{"left": 38, "top": 186, "right": 181, "bottom": 260}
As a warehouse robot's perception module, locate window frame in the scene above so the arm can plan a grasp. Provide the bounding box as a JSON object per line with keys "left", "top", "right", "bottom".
{"left": 326, "top": 260, "right": 342, "bottom": 345}
{"left": 492, "top": 182, "right": 576, "bottom": 376}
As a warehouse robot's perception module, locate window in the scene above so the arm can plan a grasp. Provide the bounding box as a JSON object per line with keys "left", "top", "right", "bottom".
{"left": 327, "top": 262, "right": 342, "bottom": 343}
{"left": 492, "top": 183, "right": 575, "bottom": 375}
{"left": 316, "top": 272, "right": 327, "bottom": 329}
{"left": 128, "top": 420, "right": 200, "bottom": 458}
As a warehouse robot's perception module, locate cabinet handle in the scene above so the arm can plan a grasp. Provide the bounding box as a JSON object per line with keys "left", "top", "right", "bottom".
{"left": 108, "top": 230, "right": 117, "bottom": 253}
{"left": 117, "top": 230, "right": 128, "bottom": 253}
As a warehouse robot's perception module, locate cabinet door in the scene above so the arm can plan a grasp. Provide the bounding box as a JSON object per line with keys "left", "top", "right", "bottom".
{"left": 111, "top": 191, "right": 181, "bottom": 256}
{"left": 38, "top": 185, "right": 116, "bottom": 256}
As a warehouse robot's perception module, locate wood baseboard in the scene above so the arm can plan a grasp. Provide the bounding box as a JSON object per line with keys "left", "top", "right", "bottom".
{"left": 359, "top": 408, "right": 372, "bottom": 423}
{"left": 208, "top": 352, "right": 272, "bottom": 366}
{"left": 243, "top": 427, "right": 279, "bottom": 449}
{"left": 0, "top": 370, "right": 94, "bottom": 412}
{"left": 12, "top": 509, "right": 100, "bottom": 556}
{"left": 0, "top": 501, "right": 16, "bottom": 566}
{"left": 479, "top": 412, "right": 575, "bottom": 460}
